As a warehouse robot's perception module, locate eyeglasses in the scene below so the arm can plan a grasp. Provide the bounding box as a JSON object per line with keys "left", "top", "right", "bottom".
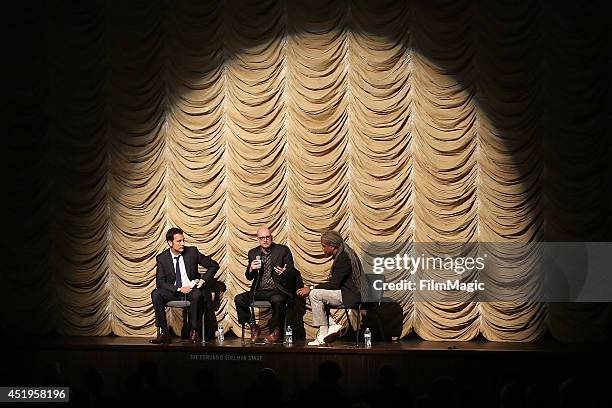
{"left": 257, "top": 235, "right": 272, "bottom": 241}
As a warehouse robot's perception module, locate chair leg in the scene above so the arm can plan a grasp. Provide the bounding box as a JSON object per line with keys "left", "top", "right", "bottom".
{"left": 356, "top": 305, "right": 361, "bottom": 347}
{"left": 342, "top": 309, "right": 358, "bottom": 346}
{"left": 343, "top": 309, "right": 350, "bottom": 331}
{"left": 201, "top": 307, "right": 206, "bottom": 343}
{"left": 249, "top": 306, "right": 255, "bottom": 326}
{"left": 375, "top": 309, "right": 386, "bottom": 343}
{"left": 283, "top": 303, "right": 288, "bottom": 339}
{"left": 182, "top": 308, "right": 190, "bottom": 339}
{"left": 241, "top": 322, "right": 245, "bottom": 345}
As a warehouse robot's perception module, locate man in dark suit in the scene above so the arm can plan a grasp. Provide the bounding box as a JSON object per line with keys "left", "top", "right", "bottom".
{"left": 235, "top": 227, "right": 296, "bottom": 343}
{"left": 150, "top": 227, "right": 219, "bottom": 344}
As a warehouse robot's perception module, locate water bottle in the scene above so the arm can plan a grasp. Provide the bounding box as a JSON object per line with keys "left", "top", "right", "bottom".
{"left": 285, "top": 325, "right": 293, "bottom": 346}
{"left": 217, "top": 323, "right": 224, "bottom": 344}
{"left": 364, "top": 327, "right": 372, "bottom": 348}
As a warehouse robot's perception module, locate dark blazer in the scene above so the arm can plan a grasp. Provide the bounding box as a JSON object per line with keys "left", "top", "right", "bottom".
{"left": 245, "top": 243, "right": 296, "bottom": 297}
{"left": 314, "top": 251, "right": 361, "bottom": 307}
{"left": 155, "top": 246, "right": 219, "bottom": 292}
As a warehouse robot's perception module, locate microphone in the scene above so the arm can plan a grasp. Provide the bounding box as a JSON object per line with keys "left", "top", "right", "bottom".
{"left": 250, "top": 255, "right": 263, "bottom": 326}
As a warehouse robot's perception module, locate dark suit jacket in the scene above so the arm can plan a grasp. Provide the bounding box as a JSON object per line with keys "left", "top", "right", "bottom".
{"left": 155, "top": 246, "right": 219, "bottom": 292}
{"left": 245, "top": 243, "right": 296, "bottom": 297}
{"left": 314, "top": 250, "right": 361, "bottom": 307}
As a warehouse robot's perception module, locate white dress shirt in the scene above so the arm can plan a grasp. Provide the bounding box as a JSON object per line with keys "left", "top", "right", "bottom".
{"left": 171, "top": 252, "right": 197, "bottom": 289}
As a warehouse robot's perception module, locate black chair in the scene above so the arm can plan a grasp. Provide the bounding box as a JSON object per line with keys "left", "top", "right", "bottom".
{"left": 164, "top": 297, "right": 191, "bottom": 339}
{"left": 201, "top": 279, "right": 225, "bottom": 343}
{"left": 360, "top": 274, "right": 394, "bottom": 342}
{"left": 164, "top": 293, "right": 212, "bottom": 342}
{"left": 240, "top": 298, "right": 293, "bottom": 344}
{"left": 239, "top": 268, "right": 300, "bottom": 344}
{"left": 325, "top": 302, "right": 362, "bottom": 346}
{"left": 325, "top": 274, "right": 393, "bottom": 346}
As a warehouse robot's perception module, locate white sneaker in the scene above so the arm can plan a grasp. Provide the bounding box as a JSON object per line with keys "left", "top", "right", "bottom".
{"left": 307, "top": 332, "right": 327, "bottom": 346}
{"left": 323, "top": 324, "right": 343, "bottom": 343}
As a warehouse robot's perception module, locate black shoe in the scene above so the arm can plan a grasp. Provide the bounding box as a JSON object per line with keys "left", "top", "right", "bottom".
{"left": 149, "top": 328, "right": 171, "bottom": 344}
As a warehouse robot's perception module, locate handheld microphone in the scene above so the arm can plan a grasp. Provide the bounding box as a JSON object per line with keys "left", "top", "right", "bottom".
{"left": 250, "top": 255, "right": 263, "bottom": 325}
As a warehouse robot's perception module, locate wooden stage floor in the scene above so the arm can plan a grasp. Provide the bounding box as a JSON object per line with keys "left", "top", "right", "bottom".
{"left": 8, "top": 332, "right": 601, "bottom": 353}
{"left": 1, "top": 334, "right": 608, "bottom": 406}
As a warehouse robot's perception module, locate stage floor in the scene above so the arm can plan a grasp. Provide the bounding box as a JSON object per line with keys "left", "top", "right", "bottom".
{"left": 8, "top": 333, "right": 601, "bottom": 354}
{"left": 2, "top": 334, "right": 607, "bottom": 407}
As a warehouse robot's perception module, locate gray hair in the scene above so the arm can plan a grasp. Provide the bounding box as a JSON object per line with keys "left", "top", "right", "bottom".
{"left": 321, "top": 230, "right": 362, "bottom": 289}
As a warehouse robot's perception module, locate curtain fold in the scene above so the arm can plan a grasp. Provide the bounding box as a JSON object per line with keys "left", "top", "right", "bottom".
{"left": 5, "top": 0, "right": 610, "bottom": 342}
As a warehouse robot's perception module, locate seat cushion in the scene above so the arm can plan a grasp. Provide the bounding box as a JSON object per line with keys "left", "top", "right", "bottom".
{"left": 250, "top": 300, "right": 273, "bottom": 308}
{"left": 166, "top": 300, "right": 191, "bottom": 308}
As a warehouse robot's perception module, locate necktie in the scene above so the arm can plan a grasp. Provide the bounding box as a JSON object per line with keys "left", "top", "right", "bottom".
{"left": 263, "top": 253, "right": 271, "bottom": 274}
{"left": 175, "top": 256, "right": 182, "bottom": 287}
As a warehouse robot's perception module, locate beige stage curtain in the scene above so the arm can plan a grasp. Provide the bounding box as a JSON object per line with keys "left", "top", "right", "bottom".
{"left": 4, "top": 0, "right": 610, "bottom": 341}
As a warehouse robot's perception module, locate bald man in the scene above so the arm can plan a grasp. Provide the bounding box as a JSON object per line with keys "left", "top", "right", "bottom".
{"left": 235, "top": 227, "right": 296, "bottom": 343}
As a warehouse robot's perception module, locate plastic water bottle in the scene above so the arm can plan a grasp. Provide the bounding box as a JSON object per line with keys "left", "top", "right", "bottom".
{"left": 217, "top": 323, "right": 224, "bottom": 344}
{"left": 364, "top": 327, "right": 372, "bottom": 348}
{"left": 285, "top": 325, "right": 293, "bottom": 346}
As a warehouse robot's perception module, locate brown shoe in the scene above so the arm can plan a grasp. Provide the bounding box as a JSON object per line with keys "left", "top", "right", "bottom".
{"left": 250, "top": 324, "right": 261, "bottom": 343}
{"left": 189, "top": 329, "right": 201, "bottom": 343}
{"left": 149, "top": 328, "right": 171, "bottom": 344}
{"left": 265, "top": 328, "right": 281, "bottom": 344}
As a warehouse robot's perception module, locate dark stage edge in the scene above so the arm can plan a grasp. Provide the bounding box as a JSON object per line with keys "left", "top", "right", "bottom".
{"left": 1, "top": 335, "right": 608, "bottom": 406}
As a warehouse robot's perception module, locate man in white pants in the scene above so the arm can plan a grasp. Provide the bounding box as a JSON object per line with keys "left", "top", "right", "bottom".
{"left": 297, "top": 230, "right": 361, "bottom": 345}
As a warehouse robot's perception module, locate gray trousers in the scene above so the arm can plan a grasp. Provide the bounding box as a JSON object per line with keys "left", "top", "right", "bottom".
{"left": 310, "top": 289, "right": 343, "bottom": 326}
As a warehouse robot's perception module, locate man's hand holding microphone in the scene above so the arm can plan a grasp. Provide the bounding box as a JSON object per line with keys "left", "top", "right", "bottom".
{"left": 250, "top": 255, "right": 262, "bottom": 273}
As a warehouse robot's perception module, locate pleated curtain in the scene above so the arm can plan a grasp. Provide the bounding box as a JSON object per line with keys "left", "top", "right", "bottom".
{"left": 4, "top": 0, "right": 610, "bottom": 341}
